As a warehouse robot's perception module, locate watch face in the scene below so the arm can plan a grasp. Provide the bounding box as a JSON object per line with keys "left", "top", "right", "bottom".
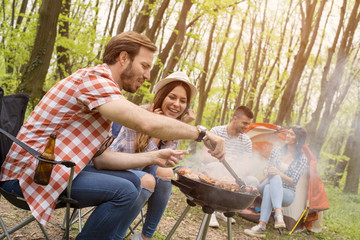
{"left": 197, "top": 125, "right": 207, "bottom": 132}
{"left": 196, "top": 125, "right": 207, "bottom": 142}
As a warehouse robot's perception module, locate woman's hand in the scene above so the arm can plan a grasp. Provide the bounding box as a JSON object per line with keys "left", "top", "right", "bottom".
{"left": 149, "top": 103, "right": 164, "bottom": 115}
{"left": 153, "top": 149, "right": 188, "bottom": 168}
{"left": 181, "top": 108, "right": 195, "bottom": 123}
{"left": 267, "top": 166, "right": 282, "bottom": 176}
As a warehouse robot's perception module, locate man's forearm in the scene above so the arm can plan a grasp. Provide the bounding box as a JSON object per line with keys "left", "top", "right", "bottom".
{"left": 98, "top": 99, "right": 226, "bottom": 161}
{"left": 93, "top": 150, "right": 155, "bottom": 170}
{"left": 98, "top": 99, "right": 198, "bottom": 141}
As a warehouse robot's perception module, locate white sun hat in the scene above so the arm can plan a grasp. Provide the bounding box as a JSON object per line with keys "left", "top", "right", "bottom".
{"left": 154, "top": 71, "right": 198, "bottom": 101}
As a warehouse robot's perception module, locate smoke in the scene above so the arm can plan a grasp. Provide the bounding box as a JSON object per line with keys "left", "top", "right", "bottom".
{"left": 179, "top": 141, "right": 273, "bottom": 186}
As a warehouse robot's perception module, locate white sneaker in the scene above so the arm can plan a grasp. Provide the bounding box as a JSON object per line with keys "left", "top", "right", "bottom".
{"left": 131, "top": 232, "right": 143, "bottom": 240}
{"left": 274, "top": 212, "right": 286, "bottom": 229}
{"left": 209, "top": 213, "right": 219, "bottom": 228}
{"left": 215, "top": 212, "right": 236, "bottom": 224}
{"left": 244, "top": 224, "right": 266, "bottom": 238}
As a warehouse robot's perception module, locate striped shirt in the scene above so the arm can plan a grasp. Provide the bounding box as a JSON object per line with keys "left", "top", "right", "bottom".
{"left": 1, "top": 64, "right": 123, "bottom": 224}
{"left": 210, "top": 125, "right": 252, "bottom": 174}
{"left": 210, "top": 125, "right": 252, "bottom": 157}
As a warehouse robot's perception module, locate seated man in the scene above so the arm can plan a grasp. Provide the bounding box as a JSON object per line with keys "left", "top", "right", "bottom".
{"left": 200, "top": 106, "right": 259, "bottom": 227}
{"left": 0, "top": 31, "right": 225, "bottom": 240}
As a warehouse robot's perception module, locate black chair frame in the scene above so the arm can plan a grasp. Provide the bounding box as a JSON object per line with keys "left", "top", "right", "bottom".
{"left": 0, "top": 89, "right": 77, "bottom": 240}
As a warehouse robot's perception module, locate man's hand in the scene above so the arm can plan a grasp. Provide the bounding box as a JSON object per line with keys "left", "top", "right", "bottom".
{"left": 152, "top": 149, "right": 188, "bottom": 168}
{"left": 204, "top": 131, "right": 225, "bottom": 161}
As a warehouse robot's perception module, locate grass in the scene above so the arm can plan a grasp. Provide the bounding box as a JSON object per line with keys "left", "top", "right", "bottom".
{"left": 312, "top": 186, "right": 360, "bottom": 240}
{"left": 123, "top": 185, "right": 360, "bottom": 240}
{"left": 163, "top": 186, "right": 360, "bottom": 240}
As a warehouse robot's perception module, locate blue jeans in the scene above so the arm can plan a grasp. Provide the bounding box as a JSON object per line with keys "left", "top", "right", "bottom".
{"left": 129, "top": 165, "right": 173, "bottom": 238}
{"left": 79, "top": 165, "right": 152, "bottom": 239}
{"left": 257, "top": 174, "right": 295, "bottom": 224}
{"left": 1, "top": 166, "right": 142, "bottom": 240}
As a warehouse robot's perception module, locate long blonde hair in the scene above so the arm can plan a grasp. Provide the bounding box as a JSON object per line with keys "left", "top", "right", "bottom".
{"left": 134, "top": 81, "right": 191, "bottom": 152}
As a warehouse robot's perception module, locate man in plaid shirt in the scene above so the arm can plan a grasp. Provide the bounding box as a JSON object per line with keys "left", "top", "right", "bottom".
{"left": 0, "top": 32, "right": 225, "bottom": 239}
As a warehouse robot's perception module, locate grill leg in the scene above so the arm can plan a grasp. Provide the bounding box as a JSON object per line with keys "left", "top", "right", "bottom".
{"left": 196, "top": 206, "right": 214, "bottom": 240}
{"left": 224, "top": 212, "right": 235, "bottom": 240}
{"left": 165, "top": 200, "right": 195, "bottom": 240}
{"left": 227, "top": 218, "right": 232, "bottom": 240}
{"left": 196, "top": 213, "right": 212, "bottom": 240}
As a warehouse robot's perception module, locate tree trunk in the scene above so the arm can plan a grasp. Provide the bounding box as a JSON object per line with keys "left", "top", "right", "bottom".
{"left": 131, "top": 0, "right": 192, "bottom": 105}
{"left": 109, "top": 0, "right": 122, "bottom": 36}
{"left": 220, "top": 7, "right": 238, "bottom": 125}
{"left": 297, "top": 0, "right": 334, "bottom": 124}
{"left": 5, "top": 0, "right": 29, "bottom": 75}
{"left": 256, "top": 0, "right": 293, "bottom": 122}
{"left": 247, "top": 0, "right": 267, "bottom": 110}
{"left": 220, "top": 78, "right": 232, "bottom": 125}
{"left": 307, "top": 0, "right": 360, "bottom": 157}
{"left": 133, "top": 0, "right": 155, "bottom": 33}
{"left": 252, "top": 33, "right": 271, "bottom": 120}
{"left": 56, "top": 0, "right": 71, "bottom": 80}
{"left": 306, "top": 0, "right": 346, "bottom": 138}
{"left": 116, "top": 0, "right": 133, "bottom": 34}
{"left": 10, "top": 0, "right": 15, "bottom": 28}
{"left": 162, "top": 0, "right": 193, "bottom": 77}
{"left": 17, "top": 0, "right": 63, "bottom": 106}
{"left": 343, "top": 95, "right": 360, "bottom": 194}
{"left": 235, "top": 5, "right": 253, "bottom": 107}
{"left": 263, "top": 22, "right": 297, "bottom": 123}
{"left": 194, "top": 20, "right": 216, "bottom": 126}
{"left": 146, "top": 0, "right": 170, "bottom": 41}
{"left": 21, "top": 0, "right": 38, "bottom": 33}
{"left": 149, "top": 0, "right": 191, "bottom": 89}
{"left": 275, "top": 0, "right": 327, "bottom": 125}
{"left": 15, "top": 0, "right": 28, "bottom": 28}
{"left": 95, "top": 0, "right": 115, "bottom": 60}
{"left": 200, "top": 6, "right": 235, "bottom": 125}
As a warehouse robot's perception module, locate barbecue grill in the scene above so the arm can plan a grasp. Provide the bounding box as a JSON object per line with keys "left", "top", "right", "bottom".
{"left": 165, "top": 167, "right": 259, "bottom": 240}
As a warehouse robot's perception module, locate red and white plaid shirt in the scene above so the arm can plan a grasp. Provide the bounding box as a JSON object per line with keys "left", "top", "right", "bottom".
{"left": 0, "top": 64, "right": 123, "bottom": 225}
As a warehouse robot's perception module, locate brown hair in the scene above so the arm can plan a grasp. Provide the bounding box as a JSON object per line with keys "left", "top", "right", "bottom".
{"left": 134, "top": 81, "right": 191, "bottom": 153}
{"left": 103, "top": 32, "right": 157, "bottom": 65}
{"left": 233, "top": 106, "right": 254, "bottom": 119}
{"left": 291, "top": 125, "right": 307, "bottom": 159}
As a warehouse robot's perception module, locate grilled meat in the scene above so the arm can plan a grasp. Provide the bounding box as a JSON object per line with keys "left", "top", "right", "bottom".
{"left": 177, "top": 167, "right": 254, "bottom": 192}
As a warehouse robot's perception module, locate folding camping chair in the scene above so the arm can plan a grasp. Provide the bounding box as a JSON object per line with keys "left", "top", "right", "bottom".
{"left": 0, "top": 88, "right": 77, "bottom": 240}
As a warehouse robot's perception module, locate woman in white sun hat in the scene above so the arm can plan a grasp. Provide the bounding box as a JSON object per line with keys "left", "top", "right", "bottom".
{"left": 110, "top": 71, "right": 197, "bottom": 240}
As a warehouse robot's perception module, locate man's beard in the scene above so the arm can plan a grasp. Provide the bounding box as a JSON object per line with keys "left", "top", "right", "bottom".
{"left": 120, "top": 62, "right": 137, "bottom": 93}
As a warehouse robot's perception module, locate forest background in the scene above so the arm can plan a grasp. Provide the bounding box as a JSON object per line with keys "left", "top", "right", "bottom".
{"left": 0, "top": 0, "right": 360, "bottom": 236}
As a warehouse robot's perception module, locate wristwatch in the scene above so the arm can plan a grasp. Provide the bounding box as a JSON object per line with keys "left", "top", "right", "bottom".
{"left": 195, "top": 125, "right": 207, "bottom": 142}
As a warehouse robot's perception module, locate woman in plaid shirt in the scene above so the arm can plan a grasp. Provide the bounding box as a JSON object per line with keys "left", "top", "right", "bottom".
{"left": 110, "top": 71, "right": 197, "bottom": 240}
{"left": 244, "top": 126, "right": 307, "bottom": 238}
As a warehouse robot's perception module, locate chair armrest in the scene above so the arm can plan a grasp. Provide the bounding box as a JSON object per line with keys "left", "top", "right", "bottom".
{"left": 36, "top": 156, "right": 76, "bottom": 168}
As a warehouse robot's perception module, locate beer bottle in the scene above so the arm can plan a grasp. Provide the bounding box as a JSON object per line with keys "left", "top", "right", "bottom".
{"left": 34, "top": 133, "right": 56, "bottom": 185}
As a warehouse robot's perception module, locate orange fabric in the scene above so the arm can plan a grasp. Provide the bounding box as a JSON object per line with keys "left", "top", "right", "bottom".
{"left": 252, "top": 141, "right": 273, "bottom": 159}
{"left": 303, "top": 146, "right": 329, "bottom": 211}
{"left": 304, "top": 212, "right": 319, "bottom": 230}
